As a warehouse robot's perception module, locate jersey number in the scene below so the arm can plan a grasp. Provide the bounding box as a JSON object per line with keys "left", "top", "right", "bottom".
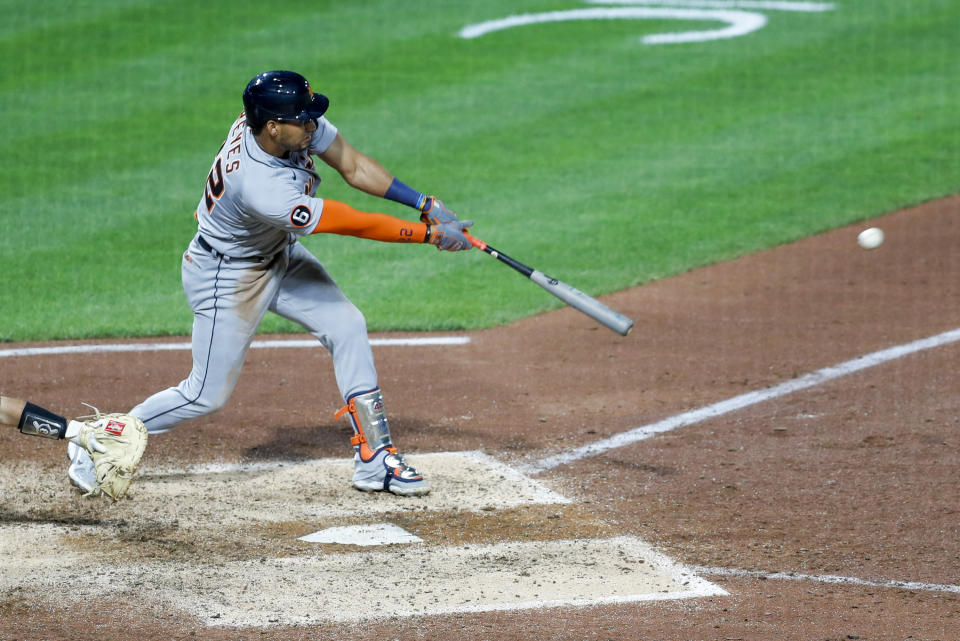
{"left": 204, "top": 158, "right": 225, "bottom": 212}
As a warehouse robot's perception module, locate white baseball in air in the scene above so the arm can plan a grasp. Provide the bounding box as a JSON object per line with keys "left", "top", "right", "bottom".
{"left": 857, "top": 227, "right": 884, "bottom": 250}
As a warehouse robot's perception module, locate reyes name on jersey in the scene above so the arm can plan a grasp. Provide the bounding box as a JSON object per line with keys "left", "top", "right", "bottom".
{"left": 195, "top": 113, "right": 339, "bottom": 259}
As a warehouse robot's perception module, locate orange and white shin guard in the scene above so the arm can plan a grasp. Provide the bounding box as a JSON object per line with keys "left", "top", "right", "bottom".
{"left": 334, "top": 388, "right": 394, "bottom": 461}
{"left": 333, "top": 389, "right": 393, "bottom": 461}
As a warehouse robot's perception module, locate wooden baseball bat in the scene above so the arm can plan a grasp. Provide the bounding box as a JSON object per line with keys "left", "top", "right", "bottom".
{"left": 466, "top": 234, "right": 634, "bottom": 336}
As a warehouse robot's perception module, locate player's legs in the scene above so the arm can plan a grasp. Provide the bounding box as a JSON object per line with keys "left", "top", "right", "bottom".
{"left": 270, "top": 244, "right": 429, "bottom": 496}
{"left": 71, "top": 246, "right": 283, "bottom": 491}
{"left": 268, "top": 243, "right": 378, "bottom": 400}
{"left": 130, "top": 245, "right": 285, "bottom": 434}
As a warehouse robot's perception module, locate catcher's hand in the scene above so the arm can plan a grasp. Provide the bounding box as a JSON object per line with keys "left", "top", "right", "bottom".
{"left": 73, "top": 412, "right": 148, "bottom": 501}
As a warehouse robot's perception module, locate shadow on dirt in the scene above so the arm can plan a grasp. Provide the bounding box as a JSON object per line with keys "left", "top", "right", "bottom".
{"left": 0, "top": 508, "right": 112, "bottom": 527}
{"left": 242, "top": 421, "right": 352, "bottom": 460}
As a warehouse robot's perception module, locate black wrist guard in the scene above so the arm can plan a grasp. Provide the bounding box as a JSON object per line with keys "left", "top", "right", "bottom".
{"left": 18, "top": 402, "right": 68, "bottom": 439}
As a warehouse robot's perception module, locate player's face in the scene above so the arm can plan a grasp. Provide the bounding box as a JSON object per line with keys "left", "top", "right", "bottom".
{"left": 274, "top": 119, "right": 317, "bottom": 152}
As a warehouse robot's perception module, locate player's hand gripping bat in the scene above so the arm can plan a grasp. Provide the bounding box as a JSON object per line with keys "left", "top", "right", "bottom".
{"left": 466, "top": 234, "right": 634, "bottom": 336}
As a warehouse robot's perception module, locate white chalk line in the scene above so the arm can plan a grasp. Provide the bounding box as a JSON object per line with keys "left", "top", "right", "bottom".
{"left": 523, "top": 327, "right": 960, "bottom": 474}
{"left": 0, "top": 335, "right": 470, "bottom": 359}
{"left": 586, "top": 0, "right": 835, "bottom": 12}
{"left": 381, "top": 586, "right": 730, "bottom": 622}
{"left": 458, "top": 1, "right": 834, "bottom": 45}
{"left": 140, "top": 450, "right": 572, "bottom": 510}
{"left": 459, "top": 7, "right": 768, "bottom": 44}
{"left": 691, "top": 565, "right": 960, "bottom": 595}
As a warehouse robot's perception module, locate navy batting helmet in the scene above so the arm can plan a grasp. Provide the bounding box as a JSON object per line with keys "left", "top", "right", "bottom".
{"left": 242, "top": 70, "right": 329, "bottom": 130}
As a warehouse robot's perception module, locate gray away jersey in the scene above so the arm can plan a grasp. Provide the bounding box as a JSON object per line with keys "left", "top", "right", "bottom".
{"left": 195, "top": 113, "right": 339, "bottom": 258}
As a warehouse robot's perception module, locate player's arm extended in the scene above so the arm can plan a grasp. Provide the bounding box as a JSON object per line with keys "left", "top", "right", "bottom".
{"left": 313, "top": 200, "right": 427, "bottom": 243}
{"left": 314, "top": 200, "right": 473, "bottom": 251}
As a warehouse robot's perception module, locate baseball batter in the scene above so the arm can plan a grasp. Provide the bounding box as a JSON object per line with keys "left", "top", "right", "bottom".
{"left": 67, "top": 71, "right": 473, "bottom": 497}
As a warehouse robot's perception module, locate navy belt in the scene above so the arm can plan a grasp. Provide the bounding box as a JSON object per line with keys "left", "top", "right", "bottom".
{"left": 196, "top": 234, "right": 219, "bottom": 256}
{"left": 196, "top": 235, "right": 279, "bottom": 263}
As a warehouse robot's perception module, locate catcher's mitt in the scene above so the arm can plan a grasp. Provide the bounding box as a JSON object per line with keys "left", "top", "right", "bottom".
{"left": 74, "top": 410, "right": 148, "bottom": 501}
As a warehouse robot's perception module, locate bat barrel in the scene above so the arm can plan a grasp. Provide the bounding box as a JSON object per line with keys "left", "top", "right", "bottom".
{"left": 468, "top": 233, "right": 634, "bottom": 336}
{"left": 529, "top": 271, "right": 634, "bottom": 336}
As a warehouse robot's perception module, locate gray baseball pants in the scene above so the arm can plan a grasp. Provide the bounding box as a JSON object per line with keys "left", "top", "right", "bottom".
{"left": 130, "top": 236, "right": 377, "bottom": 434}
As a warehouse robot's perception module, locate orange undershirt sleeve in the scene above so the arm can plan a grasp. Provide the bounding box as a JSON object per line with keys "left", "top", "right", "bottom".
{"left": 312, "top": 200, "right": 428, "bottom": 243}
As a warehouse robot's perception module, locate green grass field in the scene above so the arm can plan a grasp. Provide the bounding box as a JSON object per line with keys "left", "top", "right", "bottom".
{"left": 2, "top": 0, "right": 958, "bottom": 341}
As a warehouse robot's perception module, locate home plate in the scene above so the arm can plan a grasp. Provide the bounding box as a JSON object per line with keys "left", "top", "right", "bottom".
{"left": 298, "top": 523, "right": 423, "bottom": 546}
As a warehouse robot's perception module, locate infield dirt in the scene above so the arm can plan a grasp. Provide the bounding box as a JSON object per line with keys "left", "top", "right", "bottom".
{"left": 2, "top": 195, "right": 958, "bottom": 640}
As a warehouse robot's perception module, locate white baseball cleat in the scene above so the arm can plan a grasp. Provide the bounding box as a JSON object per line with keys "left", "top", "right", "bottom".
{"left": 353, "top": 446, "right": 431, "bottom": 497}
{"left": 67, "top": 440, "right": 97, "bottom": 494}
